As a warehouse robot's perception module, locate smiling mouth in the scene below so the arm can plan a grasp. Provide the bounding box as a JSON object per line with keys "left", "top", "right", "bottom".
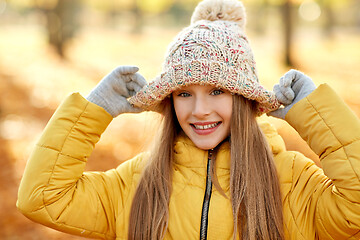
{"left": 191, "top": 122, "right": 221, "bottom": 130}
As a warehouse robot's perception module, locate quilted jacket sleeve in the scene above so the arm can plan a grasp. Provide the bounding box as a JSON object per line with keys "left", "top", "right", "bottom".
{"left": 285, "top": 84, "right": 360, "bottom": 239}
{"left": 17, "top": 93, "right": 139, "bottom": 239}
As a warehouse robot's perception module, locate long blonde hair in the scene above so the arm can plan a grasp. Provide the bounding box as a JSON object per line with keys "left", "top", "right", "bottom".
{"left": 230, "top": 95, "right": 284, "bottom": 239}
{"left": 128, "top": 95, "right": 284, "bottom": 240}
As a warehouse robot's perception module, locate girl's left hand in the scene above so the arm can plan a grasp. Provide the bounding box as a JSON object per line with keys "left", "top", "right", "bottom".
{"left": 268, "top": 69, "right": 316, "bottom": 119}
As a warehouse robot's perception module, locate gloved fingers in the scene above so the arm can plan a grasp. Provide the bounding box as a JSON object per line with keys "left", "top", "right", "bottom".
{"left": 121, "top": 100, "right": 143, "bottom": 113}
{"left": 128, "top": 90, "right": 135, "bottom": 96}
{"left": 113, "top": 80, "right": 130, "bottom": 97}
{"left": 279, "top": 84, "right": 295, "bottom": 102}
{"left": 267, "top": 107, "right": 286, "bottom": 119}
{"left": 285, "top": 69, "right": 306, "bottom": 86}
{"left": 127, "top": 81, "right": 143, "bottom": 93}
{"left": 115, "top": 66, "right": 139, "bottom": 75}
{"left": 273, "top": 84, "right": 293, "bottom": 105}
{"left": 291, "top": 78, "right": 304, "bottom": 95}
{"left": 280, "top": 75, "right": 293, "bottom": 88}
{"left": 281, "top": 69, "right": 302, "bottom": 87}
{"left": 108, "top": 98, "right": 142, "bottom": 116}
{"left": 127, "top": 72, "right": 147, "bottom": 86}
{"left": 293, "top": 77, "right": 316, "bottom": 98}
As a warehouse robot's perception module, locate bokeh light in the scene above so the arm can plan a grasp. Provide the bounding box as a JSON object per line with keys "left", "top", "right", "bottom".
{"left": 0, "top": 114, "right": 25, "bottom": 140}
{"left": 299, "top": 0, "right": 321, "bottom": 22}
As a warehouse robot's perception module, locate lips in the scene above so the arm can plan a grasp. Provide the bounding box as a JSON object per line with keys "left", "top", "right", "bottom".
{"left": 190, "top": 121, "right": 221, "bottom": 135}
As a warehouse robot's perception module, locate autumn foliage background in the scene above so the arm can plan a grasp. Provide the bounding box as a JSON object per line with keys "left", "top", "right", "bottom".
{"left": 1, "top": 0, "right": 359, "bottom": 239}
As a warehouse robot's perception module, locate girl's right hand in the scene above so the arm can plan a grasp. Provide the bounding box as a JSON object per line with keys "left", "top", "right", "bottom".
{"left": 87, "top": 66, "right": 147, "bottom": 117}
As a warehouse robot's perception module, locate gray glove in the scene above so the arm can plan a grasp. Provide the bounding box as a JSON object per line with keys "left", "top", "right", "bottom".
{"left": 86, "top": 66, "right": 147, "bottom": 117}
{"left": 268, "top": 69, "right": 316, "bottom": 119}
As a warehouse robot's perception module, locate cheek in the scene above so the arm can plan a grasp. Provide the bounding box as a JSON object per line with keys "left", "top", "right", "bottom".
{"left": 216, "top": 96, "right": 233, "bottom": 122}
{"left": 218, "top": 99, "right": 232, "bottom": 134}
{"left": 173, "top": 99, "right": 188, "bottom": 123}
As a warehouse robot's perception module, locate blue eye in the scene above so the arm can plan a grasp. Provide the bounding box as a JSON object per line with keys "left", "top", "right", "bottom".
{"left": 211, "top": 89, "right": 224, "bottom": 96}
{"left": 178, "top": 92, "right": 191, "bottom": 97}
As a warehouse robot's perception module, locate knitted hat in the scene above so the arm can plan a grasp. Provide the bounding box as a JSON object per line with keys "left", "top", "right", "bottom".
{"left": 129, "top": 0, "right": 280, "bottom": 114}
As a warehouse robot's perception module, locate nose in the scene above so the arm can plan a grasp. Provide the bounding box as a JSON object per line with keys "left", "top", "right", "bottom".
{"left": 192, "top": 95, "right": 211, "bottom": 118}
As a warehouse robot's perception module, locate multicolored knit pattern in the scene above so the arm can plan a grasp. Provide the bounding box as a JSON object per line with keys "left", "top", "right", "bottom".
{"left": 129, "top": 3, "right": 280, "bottom": 114}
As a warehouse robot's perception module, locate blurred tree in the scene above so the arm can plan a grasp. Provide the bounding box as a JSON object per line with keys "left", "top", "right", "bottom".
{"left": 131, "top": 1, "right": 144, "bottom": 34}
{"left": 36, "top": 0, "right": 81, "bottom": 57}
{"left": 247, "top": 0, "right": 297, "bottom": 66}
{"left": 85, "top": 0, "right": 174, "bottom": 33}
{"left": 172, "top": 0, "right": 207, "bottom": 27}
{"left": 319, "top": 0, "right": 353, "bottom": 37}
{"left": 131, "top": 0, "right": 174, "bottom": 33}
{"left": 251, "top": 0, "right": 270, "bottom": 34}
{"left": 320, "top": 0, "right": 335, "bottom": 38}
{"left": 168, "top": 0, "right": 200, "bottom": 26}
{"left": 282, "top": 0, "right": 295, "bottom": 67}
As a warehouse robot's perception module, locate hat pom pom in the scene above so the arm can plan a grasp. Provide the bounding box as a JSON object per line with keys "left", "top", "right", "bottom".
{"left": 191, "top": 0, "right": 246, "bottom": 30}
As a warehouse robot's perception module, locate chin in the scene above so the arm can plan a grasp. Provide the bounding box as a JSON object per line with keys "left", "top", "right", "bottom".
{"left": 192, "top": 140, "right": 220, "bottom": 150}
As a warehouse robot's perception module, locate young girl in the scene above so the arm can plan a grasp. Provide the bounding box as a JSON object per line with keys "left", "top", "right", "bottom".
{"left": 17, "top": 0, "right": 360, "bottom": 239}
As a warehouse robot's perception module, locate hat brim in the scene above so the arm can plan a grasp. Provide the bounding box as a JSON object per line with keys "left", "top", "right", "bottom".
{"left": 129, "top": 60, "right": 280, "bottom": 114}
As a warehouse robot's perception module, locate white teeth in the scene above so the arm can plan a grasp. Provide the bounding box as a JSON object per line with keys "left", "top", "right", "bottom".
{"left": 193, "top": 122, "right": 219, "bottom": 130}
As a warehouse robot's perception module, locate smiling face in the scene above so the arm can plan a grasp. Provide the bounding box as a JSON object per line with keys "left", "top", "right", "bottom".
{"left": 172, "top": 84, "right": 233, "bottom": 150}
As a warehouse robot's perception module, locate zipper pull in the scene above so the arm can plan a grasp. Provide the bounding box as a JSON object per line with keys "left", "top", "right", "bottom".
{"left": 208, "top": 149, "right": 214, "bottom": 158}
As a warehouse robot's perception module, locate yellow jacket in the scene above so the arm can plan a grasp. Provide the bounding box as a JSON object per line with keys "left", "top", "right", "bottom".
{"left": 17, "top": 84, "right": 360, "bottom": 239}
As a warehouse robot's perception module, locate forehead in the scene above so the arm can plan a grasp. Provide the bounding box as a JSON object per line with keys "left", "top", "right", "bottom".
{"left": 173, "top": 84, "right": 222, "bottom": 92}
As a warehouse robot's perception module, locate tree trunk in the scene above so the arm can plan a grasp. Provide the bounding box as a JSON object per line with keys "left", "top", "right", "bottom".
{"left": 131, "top": 2, "right": 144, "bottom": 34}
{"left": 253, "top": 0, "right": 269, "bottom": 34}
{"left": 282, "top": 0, "right": 294, "bottom": 67}
{"left": 45, "top": 0, "right": 81, "bottom": 57}
{"left": 321, "top": 0, "right": 335, "bottom": 38}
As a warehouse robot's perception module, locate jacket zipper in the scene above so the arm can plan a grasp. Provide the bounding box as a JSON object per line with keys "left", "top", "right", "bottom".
{"left": 200, "top": 149, "right": 213, "bottom": 240}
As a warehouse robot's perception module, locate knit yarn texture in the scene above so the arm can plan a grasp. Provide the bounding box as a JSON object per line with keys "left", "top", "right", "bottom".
{"left": 129, "top": 0, "right": 280, "bottom": 114}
